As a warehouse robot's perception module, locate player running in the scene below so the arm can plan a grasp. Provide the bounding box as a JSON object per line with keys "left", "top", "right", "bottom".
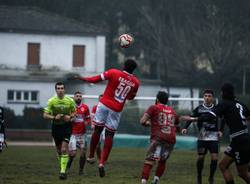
{"left": 43, "top": 82, "right": 76, "bottom": 180}
{"left": 181, "top": 89, "right": 223, "bottom": 184}
{"left": 140, "top": 91, "right": 179, "bottom": 184}
{"left": 0, "top": 106, "right": 7, "bottom": 152}
{"left": 66, "top": 91, "right": 91, "bottom": 175}
{"left": 71, "top": 59, "right": 140, "bottom": 177}
{"left": 91, "top": 94, "right": 104, "bottom": 161}
{"left": 181, "top": 83, "right": 250, "bottom": 184}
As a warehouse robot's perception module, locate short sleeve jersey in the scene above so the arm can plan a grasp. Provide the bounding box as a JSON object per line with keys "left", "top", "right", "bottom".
{"left": 100, "top": 69, "right": 140, "bottom": 112}
{"left": 145, "top": 103, "right": 179, "bottom": 144}
{"left": 72, "top": 103, "right": 90, "bottom": 134}
{"left": 44, "top": 95, "right": 76, "bottom": 125}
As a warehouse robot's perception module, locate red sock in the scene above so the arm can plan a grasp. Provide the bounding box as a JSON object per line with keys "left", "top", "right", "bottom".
{"left": 88, "top": 131, "right": 101, "bottom": 158}
{"left": 141, "top": 163, "right": 153, "bottom": 180}
{"left": 155, "top": 161, "right": 166, "bottom": 177}
{"left": 100, "top": 135, "right": 113, "bottom": 165}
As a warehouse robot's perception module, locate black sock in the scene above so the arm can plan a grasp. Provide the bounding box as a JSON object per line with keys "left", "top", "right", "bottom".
{"left": 226, "top": 180, "right": 235, "bottom": 184}
{"left": 209, "top": 160, "right": 217, "bottom": 178}
{"left": 197, "top": 158, "right": 204, "bottom": 178}
{"left": 79, "top": 155, "right": 86, "bottom": 171}
{"left": 248, "top": 164, "right": 250, "bottom": 172}
{"left": 67, "top": 156, "right": 74, "bottom": 169}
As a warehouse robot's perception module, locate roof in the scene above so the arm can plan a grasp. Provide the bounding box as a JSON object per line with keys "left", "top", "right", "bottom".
{"left": 0, "top": 6, "right": 105, "bottom": 36}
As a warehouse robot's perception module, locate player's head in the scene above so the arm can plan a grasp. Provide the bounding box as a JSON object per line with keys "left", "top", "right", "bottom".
{"left": 221, "top": 83, "right": 235, "bottom": 100}
{"left": 74, "top": 91, "right": 82, "bottom": 104}
{"left": 98, "top": 94, "right": 103, "bottom": 100}
{"left": 55, "top": 82, "right": 65, "bottom": 98}
{"left": 123, "top": 59, "right": 137, "bottom": 74}
{"left": 156, "top": 91, "right": 169, "bottom": 105}
{"left": 203, "top": 89, "right": 214, "bottom": 105}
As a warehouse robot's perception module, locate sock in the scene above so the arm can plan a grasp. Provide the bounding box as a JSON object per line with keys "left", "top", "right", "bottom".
{"left": 100, "top": 133, "right": 113, "bottom": 165}
{"left": 66, "top": 156, "right": 74, "bottom": 170}
{"left": 209, "top": 160, "right": 217, "bottom": 179}
{"left": 141, "top": 163, "right": 153, "bottom": 180}
{"left": 197, "top": 158, "right": 204, "bottom": 179}
{"left": 248, "top": 164, "right": 250, "bottom": 172}
{"left": 88, "top": 127, "right": 103, "bottom": 158}
{"left": 60, "top": 154, "right": 69, "bottom": 173}
{"left": 79, "top": 155, "right": 86, "bottom": 171}
{"left": 226, "top": 180, "right": 235, "bottom": 184}
{"left": 57, "top": 154, "right": 62, "bottom": 169}
{"left": 155, "top": 161, "right": 166, "bottom": 178}
{"left": 96, "top": 143, "right": 101, "bottom": 160}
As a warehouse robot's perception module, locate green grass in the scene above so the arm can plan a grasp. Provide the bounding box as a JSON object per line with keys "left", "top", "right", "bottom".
{"left": 0, "top": 146, "right": 246, "bottom": 184}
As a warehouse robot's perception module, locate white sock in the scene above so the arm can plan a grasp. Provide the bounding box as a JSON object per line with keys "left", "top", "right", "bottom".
{"left": 153, "top": 176, "right": 159, "bottom": 182}
{"left": 141, "top": 178, "right": 147, "bottom": 184}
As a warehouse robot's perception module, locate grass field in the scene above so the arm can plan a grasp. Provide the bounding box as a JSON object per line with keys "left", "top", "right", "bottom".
{"left": 0, "top": 146, "right": 245, "bottom": 184}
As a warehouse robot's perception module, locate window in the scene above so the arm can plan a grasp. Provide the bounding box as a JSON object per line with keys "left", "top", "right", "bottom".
{"left": 73, "top": 45, "right": 85, "bottom": 67}
{"left": 27, "top": 43, "right": 40, "bottom": 66}
{"left": 7, "top": 90, "right": 39, "bottom": 104}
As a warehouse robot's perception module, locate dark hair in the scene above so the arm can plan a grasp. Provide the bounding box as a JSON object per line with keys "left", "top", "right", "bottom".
{"left": 123, "top": 59, "right": 137, "bottom": 74}
{"left": 203, "top": 89, "right": 214, "bottom": 96}
{"left": 55, "top": 82, "right": 65, "bottom": 89}
{"left": 74, "top": 91, "right": 82, "bottom": 95}
{"left": 156, "top": 91, "right": 169, "bottom": 104}
{"left": 99, "top": 94, "right": 103, "bottom": 98}
{"left": 221, "top": 83, "right": 235, "bottom": 100}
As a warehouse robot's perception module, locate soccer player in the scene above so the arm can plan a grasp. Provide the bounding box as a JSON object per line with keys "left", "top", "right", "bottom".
{"left": 67, "top": 91, "right": 91, "bottom": 175}
{"left": 71, "top": 59, "right": 140, "bottom": 177}
{"left": 91, "top": 94, "right": 104, "bottom": 161}
{"left": 181, "top": 89, "right": 223, "bottom": 184}
{"left": 181, "top": 83, "right": 250, "bottom": 184}
{"left": 43, "top": 82, "right": 76, "bottom": 180}
{"left": 140, "top": 91, "right": 179, "bottom": 184}
{"left": 0, "top": 106, "right": 7, "bottom": 152}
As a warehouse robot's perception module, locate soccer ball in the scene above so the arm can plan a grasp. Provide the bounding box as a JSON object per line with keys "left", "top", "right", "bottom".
{"left": 119, "top": 34, "right": 133, "bottom": 48}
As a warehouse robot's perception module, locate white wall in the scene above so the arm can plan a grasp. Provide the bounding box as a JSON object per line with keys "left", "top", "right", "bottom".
{"left": 0, "top": 81, "right": 55, "bottom": 115}
{"left": 0, "top": 32, "right": 105, "bottom": 72}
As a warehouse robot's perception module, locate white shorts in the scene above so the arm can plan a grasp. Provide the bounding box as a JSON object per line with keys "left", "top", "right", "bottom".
{"left": 93, "top": 102, "right": 121, "bottom": 132}
{"left": 0, "top": 133, "right": 4, "bottom": 142}
{"left": 68, "top": 134, "right": 86, "bottom": 151}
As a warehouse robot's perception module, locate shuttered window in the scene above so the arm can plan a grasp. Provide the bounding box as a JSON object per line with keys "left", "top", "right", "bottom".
{"left": 73, "top": 45, "right": 85, "bottom": 67}
{"left": 27, "top": 43, "right": 40, "bottom": 66}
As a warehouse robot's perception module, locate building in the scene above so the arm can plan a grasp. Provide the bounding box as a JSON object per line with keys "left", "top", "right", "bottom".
{"left": 0, "top": 6, "right": 200, "bottom": 115}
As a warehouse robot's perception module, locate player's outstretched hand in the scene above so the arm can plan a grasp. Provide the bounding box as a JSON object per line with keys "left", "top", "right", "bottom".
{"left": 218, "top": 131, "right": 223, "bottom": 138}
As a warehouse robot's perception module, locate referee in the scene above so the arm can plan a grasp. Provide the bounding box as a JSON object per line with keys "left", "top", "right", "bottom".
{"left": 43, "top": 82, "right": 76, "bottom": 180}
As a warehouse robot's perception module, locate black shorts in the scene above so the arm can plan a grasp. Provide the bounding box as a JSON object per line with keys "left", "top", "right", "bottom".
{"left": 197, "top": 140, "right": 219, "bottom": 155}
{"left": 52, "top": 123, "right": 71, "bottom": 146}
{"left": 224, "top": 134, "right": 250, "bottom": 165}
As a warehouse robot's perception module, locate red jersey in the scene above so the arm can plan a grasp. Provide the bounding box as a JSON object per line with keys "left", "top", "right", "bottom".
{"left": 83, "top": 69, "right": 140, "bottom": 112}
{"left": 72, "top": 103, "right": 91, "bottom": 134}
{"left": 91, "top": 105, "right": 97, "bottom": 115}
{"left": 145, "top": 103, "right": 179, "bottom": 144}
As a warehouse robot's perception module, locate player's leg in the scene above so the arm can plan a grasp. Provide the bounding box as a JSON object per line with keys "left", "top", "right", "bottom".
{"left": 151, "top": 143, "right": 174, "bottom": 184}
{"left": 98, "top": 109, "right": 121, "bottom": 177}
{"left": 78, "top": 135, "right": 87, "bottom": 175}
{"left": 219, "top": 154, "right": 234, "bottom": 184}
{"left": 58, "top": 125, "right": 71, "bottom": 180}
{"left": 141, "top": 140, "right": 158, "bottom": 184}
{"left": 236, "top": 164, "right": 250, "bottom": 183}
{"left": 141, "top": 160, "right": 154, "bottom": 184}
{"left": 196, "top": 140, "right": 207, "bottom": 184}
{"left": 67, "top": 135, "right": 77, "bottom": 171}
{"left": 96, "top": 142, "right": 101, "bottom": 160}
{"left": 88, "top": 103, "right": 108, "bottom": 162}
{"left": 208, "top": 141, "right": 219, "bottom": 184}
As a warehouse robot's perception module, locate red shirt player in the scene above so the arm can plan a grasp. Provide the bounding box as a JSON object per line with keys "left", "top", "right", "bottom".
{"left": 72, "top": 59, "right": 140, "bottom": 177}
{"left": 67, "top": 91, "right": 91, "bottom": 175}
{"left": 140, "top": 91, "right": 179, "bottom": 184}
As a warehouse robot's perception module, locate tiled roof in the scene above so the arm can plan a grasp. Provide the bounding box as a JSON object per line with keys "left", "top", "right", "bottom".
{"left": 0, "top": 6, "right": 105, "bottom": 36}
